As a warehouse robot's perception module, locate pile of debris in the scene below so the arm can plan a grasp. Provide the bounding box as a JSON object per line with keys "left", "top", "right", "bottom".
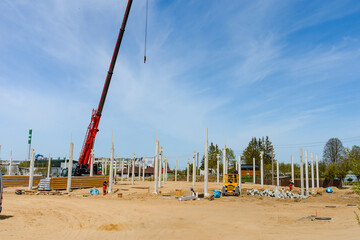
{"left": 247, "top": 187, "right": 307, "bottom": 199}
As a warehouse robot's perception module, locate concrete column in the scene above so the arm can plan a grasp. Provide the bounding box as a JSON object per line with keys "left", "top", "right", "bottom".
{"left": 300, "top": 148, "right": 304, "bottom": 196}
{"left": 154, "top": 132, "right": 159, "bottom": 194}
{"left": 158, "top": 147, "right": 163, "bottom": 188}
{"left": 204, "top": 128, "right": 209, "bottom": 196}
{"left": 142, "top": 158, "right": 145, "bottom": 182}
{"left": 260, "top": 151, "right": 264, "bottom": 187}
{"left": 131, "top": 153, "right": 135, "bottom": 185}
{"left": 165, "top": 157, "right": 168, "bottom": 182}
{"left": 127, "top": 160, "right": 130, "bottom": 181}
{"left": 105, "top": 159, "right": 107, "bottom": 175}
{"left": 138, "top": 159, "right": 141, "bottom": 181}
{"left": 28, "top": 149, "right": 35, "bottom": 190}
{"left": 222, "top": 147, "right": 226, "bottom": 183}
{"left": 121, "top": 158, "right": 124, "bottom": 181}
{"left": 224, "top": 134, "right": 227, "bottom": 174}
{"left": 276, "top": 160, "right": 279, "bottom": 187}
{"left": 163, "top": 157, "right": 166, "bottom": 184}
{"left": 175, "top": 158, "right": 177, "bottom": 182}
{"left": 47, "top": 154, "right": 51, "bottom": 178}
{"left": 187, "top": 158, "right": 190, "bottom": 183}
{"left": 316, "top": 153, "right": 319, "bottom": 188}
{"left": 305, "top": 150, "right": 309, "bottom": 196}
{"left": 114, "top": 155, "right": 118, "bottom": 178}
{"left": 192, "top": 151, "right": 196, "bottom": 186}
{"left": 311, "top": 152, "right": 314, "bottom": 194}
{"left": 238, "top": 156, "right": 241, "bottom": 194}
{"left": 66, "top": 138, "right": 74, "bottom": 193}
{"left": 291, "top": 155, "right": 294, "bottom": 183}
{"left": 253, "top": 157, "right": 255, "bottom": 184}
{"left": 109, "top": 133, "right": 114, "bottom": 193}
{"left": 216, "top": 154, "right": 220, "bottom": 184}
{"left": 90, "top": 149, "right": 94, "bottom": 177}
{"left": 8, "top": 151, "right": 13, "bottom": 176}
{"left": 102, "top": 159, "right": 105, "bottom": 176}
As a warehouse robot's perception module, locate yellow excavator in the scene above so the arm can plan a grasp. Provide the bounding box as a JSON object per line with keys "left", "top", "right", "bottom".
{"left": 222, "top": 173, "right": 240, "bottom": 196}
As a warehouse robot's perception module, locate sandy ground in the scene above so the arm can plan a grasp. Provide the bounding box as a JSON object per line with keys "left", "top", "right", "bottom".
{"left": 0, "top": 180, "right": 359, "bottom": 240}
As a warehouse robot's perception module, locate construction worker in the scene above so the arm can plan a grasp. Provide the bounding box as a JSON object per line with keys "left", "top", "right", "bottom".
{"left": 103, "top": 181, "right": 107, "bottom": 195}
{"left": 289, "top": 180, "right": 294, "bottom": 191}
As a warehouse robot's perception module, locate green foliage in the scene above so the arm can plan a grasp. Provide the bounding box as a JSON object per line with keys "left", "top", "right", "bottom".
{"left": 200, "top": 142, "right": 234, "bottom": 174}
{"left": 242, "top": 136, "right": 274, "bottom": 165}
{"left": 34, "top": 161, "right": 48, "bottom": 176}
{"left": 345, "top": 146, "right": 360, "bottom": 177}
{"left": 19, "top": 161, "right": 30, "bottom": 168}
{"left": 353, "top": 182, "right": 360, "bottom": 195}
{"left": 324, "top": 164, "right": 336, "bottom": 180}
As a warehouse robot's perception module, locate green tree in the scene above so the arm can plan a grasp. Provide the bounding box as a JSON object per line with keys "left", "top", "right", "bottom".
{"left": 200, "top": 142, "right": 234, "bottom": 174}
{"left": 346, "top": 145, "right": 360, "bottom": 177}
{"left": 324, "top": 164, "right": 336, "bottom": 180}
{"left": 242, "top": 136, "right": 274, "bottom": 165}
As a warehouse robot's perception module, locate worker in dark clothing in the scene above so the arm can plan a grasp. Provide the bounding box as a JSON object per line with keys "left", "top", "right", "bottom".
{"left": 103, "top": 181, "right": 107, "bottom": 196}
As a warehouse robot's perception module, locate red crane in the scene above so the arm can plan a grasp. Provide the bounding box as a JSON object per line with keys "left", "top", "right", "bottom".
{"left": 77, "top": 0, "right": 133, "bottom": 174}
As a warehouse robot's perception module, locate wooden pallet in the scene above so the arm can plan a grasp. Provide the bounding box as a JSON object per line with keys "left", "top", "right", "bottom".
{"left": 2, "top": 176, "right": 42, "bottom": 187}
{"left": 38, "top": 176, "right": 109, "bottom": 190}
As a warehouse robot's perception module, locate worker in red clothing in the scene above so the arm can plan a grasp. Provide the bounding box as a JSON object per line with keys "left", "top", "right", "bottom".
{"left": 289, "top": 180, "right": 294, "bottom": 191}
{"left": 102, "top": 181, "right": 107, "bottom": 196}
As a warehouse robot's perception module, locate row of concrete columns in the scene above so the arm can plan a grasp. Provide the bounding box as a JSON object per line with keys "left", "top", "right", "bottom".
{"left": 298, "top": 149, "right": 320, "bottom": 196}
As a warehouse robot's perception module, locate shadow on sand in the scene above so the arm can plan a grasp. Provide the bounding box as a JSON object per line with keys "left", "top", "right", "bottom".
{"left": 0, "top": 215, "right": 14, "bottom": 220}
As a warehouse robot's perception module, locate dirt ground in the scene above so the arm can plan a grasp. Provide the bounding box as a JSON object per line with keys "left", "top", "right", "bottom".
{"left": 0, "top": 180, "right": 359, "bottom": 240}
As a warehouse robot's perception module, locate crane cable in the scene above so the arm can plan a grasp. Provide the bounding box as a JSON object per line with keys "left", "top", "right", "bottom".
{"left": 144, "top": 0, "right": 148, "bottom": 63}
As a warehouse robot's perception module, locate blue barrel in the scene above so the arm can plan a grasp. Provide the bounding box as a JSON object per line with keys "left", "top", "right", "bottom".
{"left": 325, "top": 187, "right": 333, "bottom": 193}
{"left": 213, "top": 190, "right": 221, "bottom": 198}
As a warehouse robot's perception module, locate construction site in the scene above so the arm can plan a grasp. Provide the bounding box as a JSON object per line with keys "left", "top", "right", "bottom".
{"left": 1, "top": 0, "right": 360, "bottom": 239}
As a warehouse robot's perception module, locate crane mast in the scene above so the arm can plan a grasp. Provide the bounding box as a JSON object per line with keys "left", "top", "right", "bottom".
{"left": 78, "top": 0, "right": 133, "bottom": 169}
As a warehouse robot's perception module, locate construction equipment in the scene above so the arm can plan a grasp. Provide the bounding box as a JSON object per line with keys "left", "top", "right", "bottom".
{"left": 222, "top": 173, "right": 240, "bottom": 196}
{"left": 75, "top": 0, "right": 133, "bottom": 176}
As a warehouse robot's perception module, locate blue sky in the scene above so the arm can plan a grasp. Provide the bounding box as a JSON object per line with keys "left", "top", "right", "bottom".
{"left": 1, "top": 0, "right": 360, "bottom": 169}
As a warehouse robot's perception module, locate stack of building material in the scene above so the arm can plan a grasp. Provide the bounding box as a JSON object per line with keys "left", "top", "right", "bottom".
{"left": 3, "top": 176, "right": 42, "bottom": 187}
{"left": 38, "top": 176, "right": 109, "bottom": 191}
{"left": 247, "top": 187, "right": 307, "bottom": 199}
{"left": 38, "top": 178, "right": 51, "bottom": 191}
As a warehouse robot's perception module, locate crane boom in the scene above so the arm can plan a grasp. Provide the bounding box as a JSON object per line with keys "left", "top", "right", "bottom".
{"left": 78, "top": 0, "right": 133, "bottom": 168}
